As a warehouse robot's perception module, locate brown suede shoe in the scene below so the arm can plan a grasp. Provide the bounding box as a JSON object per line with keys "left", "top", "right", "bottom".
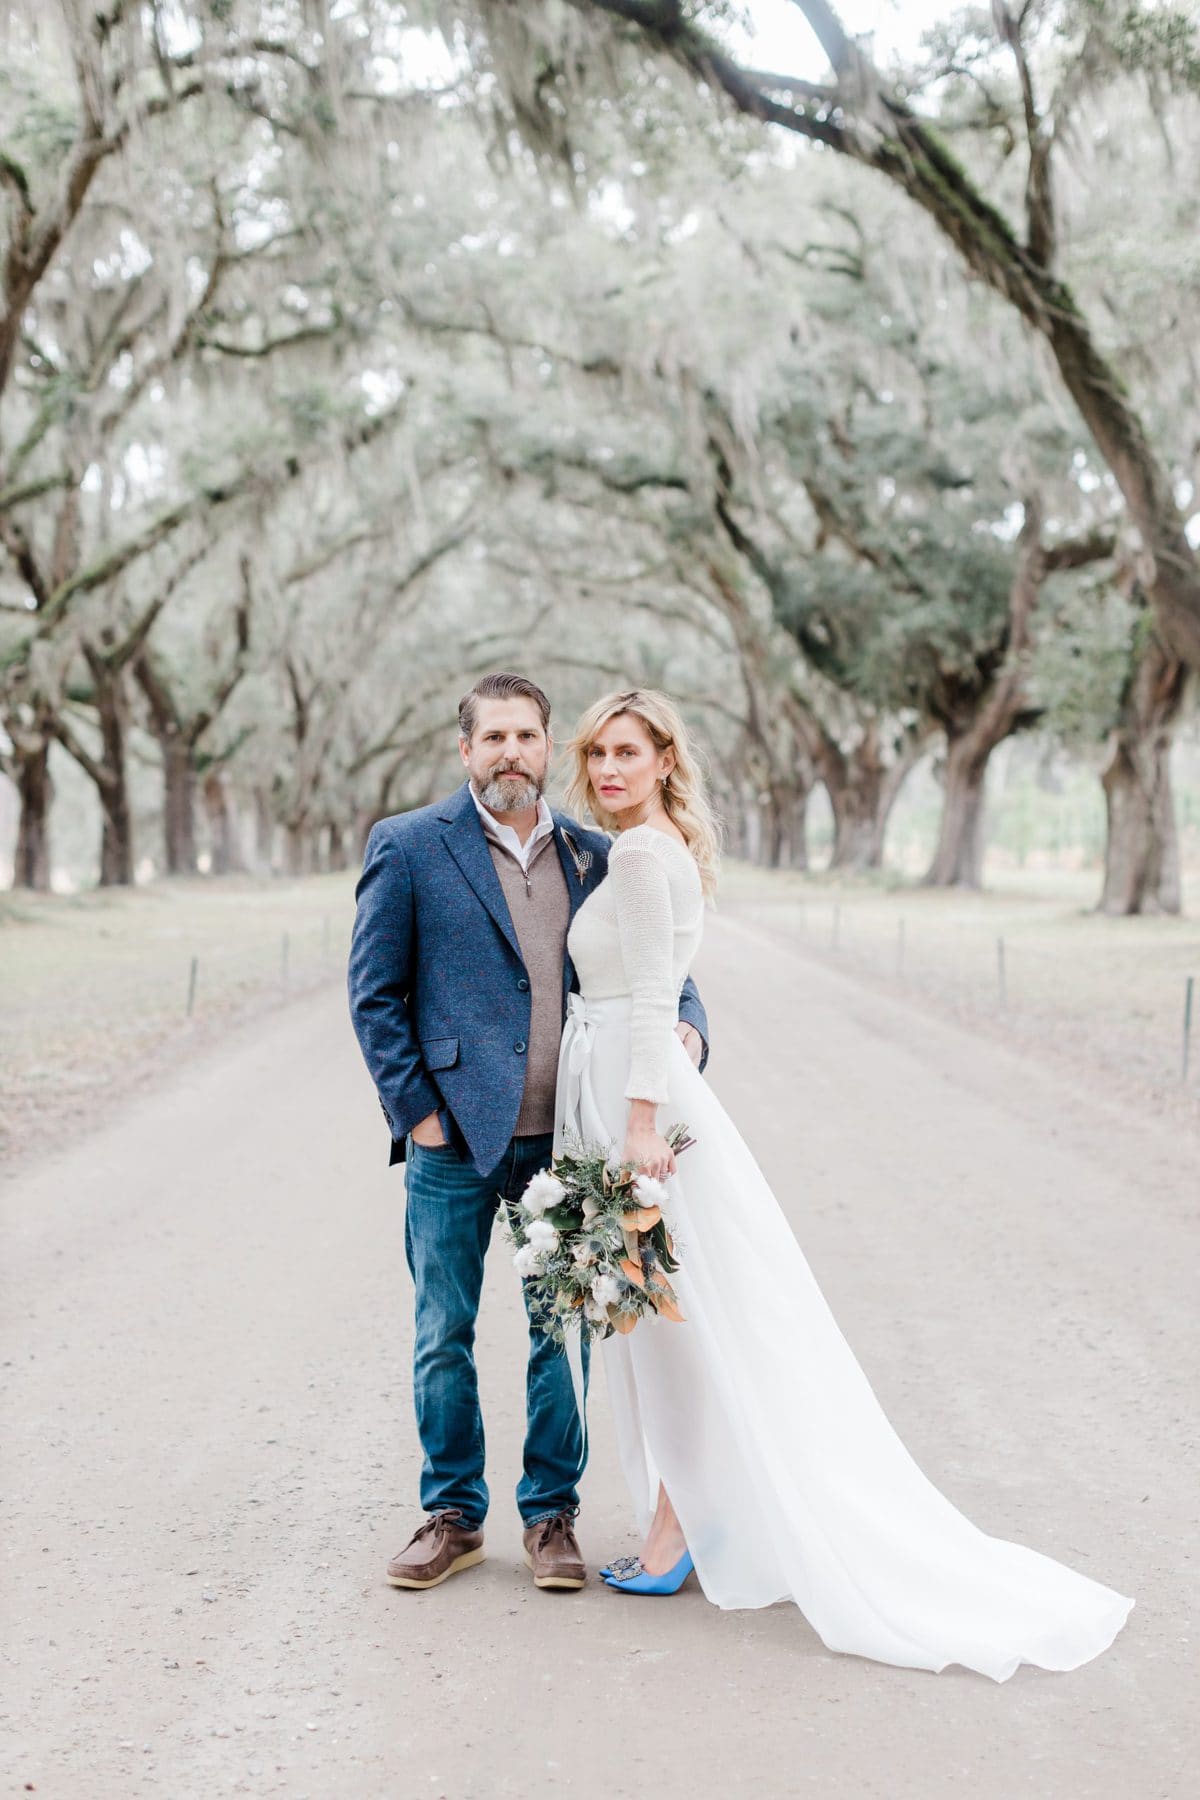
{"left": 386, "top": 1510, "right": 485, "bottom": 1590}
{"left": 523, "top": 1511, "right": 587, "bottom": 1590}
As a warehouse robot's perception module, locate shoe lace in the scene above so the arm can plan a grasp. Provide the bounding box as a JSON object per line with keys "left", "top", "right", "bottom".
{"left": 412, "top": 1507, "right": 464, "bottom": 1544}
{"left": 536, "top": 1510, "right": 577, "bottom": 1551}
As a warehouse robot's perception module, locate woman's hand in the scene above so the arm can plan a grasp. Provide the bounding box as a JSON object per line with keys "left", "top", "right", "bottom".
{"left": 623, "top": 1100, "right": 677, "bottom": 1180}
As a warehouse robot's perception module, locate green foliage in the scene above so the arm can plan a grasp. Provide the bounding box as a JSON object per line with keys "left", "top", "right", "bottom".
{"left": 2, "top": 0, "right": 1195, "bottom": 888}
{"left": 0, "top": 69, "right": 79, "bottom": 173}
{"left": 1030, "top": 576, "right": 1139, "bottom": 746}
{"left": 506, "top": 1125, "right": 691, "bottom": 1345}
{"left": 1062, "top": 0, "right": 1200, "bottom": 92}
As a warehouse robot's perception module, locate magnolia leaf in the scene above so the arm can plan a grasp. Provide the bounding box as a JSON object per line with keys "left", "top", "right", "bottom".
{"left": 619, "top": 1255, "right": 646, "bottom": 1290}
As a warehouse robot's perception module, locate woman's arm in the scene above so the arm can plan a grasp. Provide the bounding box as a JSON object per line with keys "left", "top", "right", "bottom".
{"left": 609, "top": 839, "right": 679, "bottom": 1179}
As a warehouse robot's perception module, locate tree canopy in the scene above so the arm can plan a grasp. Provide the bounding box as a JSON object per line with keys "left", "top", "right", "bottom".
{"left": 0, "top": 1, "right": 1195, "bottom": 908}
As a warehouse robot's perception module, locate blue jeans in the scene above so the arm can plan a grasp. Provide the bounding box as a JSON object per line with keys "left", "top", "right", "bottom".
{"left": 403, "top": 1131, "right": 588, "bottom": 1529}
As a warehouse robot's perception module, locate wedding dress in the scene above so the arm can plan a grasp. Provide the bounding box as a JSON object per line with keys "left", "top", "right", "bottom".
{"left": 553, "top": 824, "right": 1134, "bottom": 1681}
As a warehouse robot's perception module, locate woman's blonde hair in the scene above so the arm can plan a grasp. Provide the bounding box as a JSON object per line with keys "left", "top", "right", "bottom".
{"left": 564, "top": 688, "right": 721, "bottom": 896}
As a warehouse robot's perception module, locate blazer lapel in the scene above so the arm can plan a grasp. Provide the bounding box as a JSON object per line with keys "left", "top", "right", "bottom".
{"left": 553, "top": 818, "right": 597, "bottom": 920}
{"left": 553, "top": 815, "right": 601, "bottom": 1011}
{"left": 441, "top": 783, "right": 522, "bottom": 962}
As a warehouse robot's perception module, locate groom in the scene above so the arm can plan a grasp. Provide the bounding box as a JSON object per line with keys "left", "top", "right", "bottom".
{"left": 348, "top": 672, "right": 708, "bottom": 1593}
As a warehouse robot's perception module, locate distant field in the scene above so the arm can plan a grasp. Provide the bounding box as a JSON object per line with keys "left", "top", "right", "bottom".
{"left": 3, "top": 861, "right": 1198, "bottom": 1165}
{"left": 0, "top": 874, "right": 354, "bottom": 1164}
{"left": 719, "top": 861, "right": 1200, "bottom": 1115}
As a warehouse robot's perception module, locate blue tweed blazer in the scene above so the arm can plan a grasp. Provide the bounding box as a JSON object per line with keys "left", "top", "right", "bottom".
{"left": 347, "top": 780, "right": 709, "bottom": 1176}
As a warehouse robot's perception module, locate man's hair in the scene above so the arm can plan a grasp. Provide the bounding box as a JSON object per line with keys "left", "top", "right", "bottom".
{"left": 458, "top": 672, "right": 551, "bottom": 741}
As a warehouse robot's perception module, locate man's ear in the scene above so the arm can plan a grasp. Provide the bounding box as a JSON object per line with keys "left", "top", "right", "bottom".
{"left": 458, "top": 734, "right": 471, "bottom": 769}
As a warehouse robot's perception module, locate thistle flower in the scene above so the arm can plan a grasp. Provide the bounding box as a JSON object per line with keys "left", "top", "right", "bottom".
{"left": 572, "top": 1240, "right": 598, "bottom": 1268}
{"left": 522, "top": 1170, "right": 567, "bottom": 1218}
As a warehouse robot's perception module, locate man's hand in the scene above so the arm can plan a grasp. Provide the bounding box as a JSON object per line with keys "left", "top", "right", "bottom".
{"left": 411, "top": 1110, "right": 447, "bottom": 1148}
{"left": 675, "top": 1021, "right": 703, "bottom": 1068}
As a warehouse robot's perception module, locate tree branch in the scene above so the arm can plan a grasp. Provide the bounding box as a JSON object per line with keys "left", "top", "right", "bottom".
{"left": 189, "top": 554, "right": 254, "bottom": 742}
{"left": 991, "top": 1, "right": 1055, "bottom": 264}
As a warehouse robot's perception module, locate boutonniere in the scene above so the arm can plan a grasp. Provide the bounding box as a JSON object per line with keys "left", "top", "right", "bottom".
{"left": 559, "top": 827, "right": 594, "bottom": 886}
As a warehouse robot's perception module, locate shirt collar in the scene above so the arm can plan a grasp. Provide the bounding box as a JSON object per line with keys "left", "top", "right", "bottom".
{"left": 469, "top": 784, "right": 555, "bottom": 868}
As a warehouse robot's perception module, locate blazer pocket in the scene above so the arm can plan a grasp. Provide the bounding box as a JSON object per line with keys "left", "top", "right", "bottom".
{"left": 421, "top": 1036, "right": 460, "bottom": 1071}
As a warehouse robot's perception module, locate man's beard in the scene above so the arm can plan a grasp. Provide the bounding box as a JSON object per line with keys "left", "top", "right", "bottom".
{"left": 478, "top": 764, "right": 543, "bottom": 812}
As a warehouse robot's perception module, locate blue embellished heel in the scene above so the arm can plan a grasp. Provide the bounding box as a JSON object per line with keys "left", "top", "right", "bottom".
{"left": 600, "top": 1555, "right": 638, "bottom": 1580}
{"left": 602, "top": 1549, "right": 694, "bottom": 1595}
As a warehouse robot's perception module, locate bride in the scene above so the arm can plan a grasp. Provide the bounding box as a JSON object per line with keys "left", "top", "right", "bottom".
{"left": 552, "top": 686, "right": 1134, "bottom": 1682}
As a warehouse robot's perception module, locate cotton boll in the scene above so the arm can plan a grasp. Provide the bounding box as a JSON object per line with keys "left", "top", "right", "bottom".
{"left": 591, "top": 1271, "right": 622, "bottom": 1309}
{"left": 513, "top": 1244, "right": 544, "bottom": 1279}
{"left": 526, "top": 1218, "right": 560, "bottom": 1254}
{"left": 522, "top": 1170, "right": 567, "bottom": 1218}
{"left": 633, "top": 1173, "right": 670, "bottom": 1209}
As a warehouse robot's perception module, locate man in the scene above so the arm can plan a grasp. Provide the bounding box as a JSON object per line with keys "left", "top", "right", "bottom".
{"left": 348, "top": 672, "right": 708, "bottom": 1593}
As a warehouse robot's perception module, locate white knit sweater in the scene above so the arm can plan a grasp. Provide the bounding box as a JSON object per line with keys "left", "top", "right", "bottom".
{"left": 567, "top": 825, "right": 704, "bottom": 1103}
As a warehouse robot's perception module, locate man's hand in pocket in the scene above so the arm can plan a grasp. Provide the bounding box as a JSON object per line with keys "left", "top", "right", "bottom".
{"left": 411, "top": 1110, "right": 447, "bottom": 1148}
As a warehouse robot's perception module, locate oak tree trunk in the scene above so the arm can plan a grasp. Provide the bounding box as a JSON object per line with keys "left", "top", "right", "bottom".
{"left": 327, "top": 819, "right": 348, "bottom": 871}
{"left": 756, "top": 774, "right": 811, "bottom": 869}
{"left": 284, "top": 822, "right": 313, "bottom": 876}
{"left": 162, "top": 739, "right": 198, "bottom": 876}
{"left": 924, "top": 731, "right": 990, "bottom": 888}
{"left": 828, "top": 786, "right": 885, "bottom": 871}
{"left": 1098, "top": 637, "right": 1185, "bottom": 915}
{"left": 821, "top": 729, "right": 921, "bottom": 873}
{"left": 253, "top": 789, "right": 276, "bottom": 871}
{"left": 13, "top": 736, "right": 53, "bottom": 891}
{"left": 90, "top": 663, "right": 135, "bottom": 888}
{"left": 202, "top": 771, "right": 244, "bottom": 876}
{"left": 98, "top": 789, "right": 134, "bottom": 885}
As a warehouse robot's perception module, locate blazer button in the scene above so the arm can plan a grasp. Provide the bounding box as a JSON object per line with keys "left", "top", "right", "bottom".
{"left": 517, "top": 978, "right": 530, "bottom": 991}
{"left": 514, "top": 1039, "right": 527, "bottom": 1054}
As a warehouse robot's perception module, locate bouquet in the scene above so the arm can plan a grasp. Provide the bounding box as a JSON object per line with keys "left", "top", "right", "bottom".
{"left": 509, "top": 1124, "right": 695, "bottom": 1345}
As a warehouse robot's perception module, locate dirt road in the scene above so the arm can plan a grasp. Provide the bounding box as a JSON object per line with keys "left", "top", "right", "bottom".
{"left": 3, "top": 909, "right": 1196, "bottom": 1798}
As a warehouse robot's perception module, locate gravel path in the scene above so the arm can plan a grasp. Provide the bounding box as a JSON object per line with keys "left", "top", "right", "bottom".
{"left": 3, "top": 909, "right": 1196, "bottom": 1798}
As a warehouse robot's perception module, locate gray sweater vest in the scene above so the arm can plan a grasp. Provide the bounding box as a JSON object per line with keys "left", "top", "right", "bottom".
{"left": 486, "top": 833, "right": 571, "bottom": 1137}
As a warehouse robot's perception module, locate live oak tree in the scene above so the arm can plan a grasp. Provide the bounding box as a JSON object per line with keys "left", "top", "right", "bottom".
{"left": 452, "top": 0, "right": 1195, "bottom": 899}
{"left": 0, "top": 1, "right": 361, "bottom": 880}
{"left": 132, "top": 545, "right": 254, "bottom": 877}
{"left": 470, "top": 0, "right": 1200, "bottom": 671}
{"left": 3, "top": 2, "right": 1193, "bottom": 896}
{"left": 1036, "top": 567, "right": 1189, "bottom": 912}
{"left": 433, "top": 133, "right": 1120, "bottom": 879}
{"left": 0, "top": 1, "right": 488, "bottom": 882}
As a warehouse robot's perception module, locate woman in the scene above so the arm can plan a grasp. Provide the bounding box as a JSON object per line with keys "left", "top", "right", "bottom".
{"left": 554, "top": 686, "right": 1134, "bottom": 1681}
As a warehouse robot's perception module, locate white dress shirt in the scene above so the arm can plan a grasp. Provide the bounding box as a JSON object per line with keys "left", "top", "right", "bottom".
{"left": 470, "top": 784, "right": 556, "bottom": 874}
